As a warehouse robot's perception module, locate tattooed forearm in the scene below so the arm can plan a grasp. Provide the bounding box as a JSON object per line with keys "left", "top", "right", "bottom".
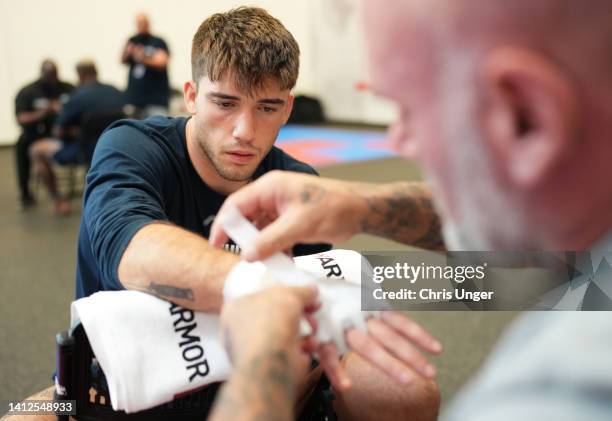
{"left": 209, "top": 350, "right": 295, "bottom": 421}
{"left": 359, "top": 182, "right": 445, "bottom": 250}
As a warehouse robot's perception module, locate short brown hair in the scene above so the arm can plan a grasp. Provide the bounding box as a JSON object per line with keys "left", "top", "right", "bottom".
{"left": 191, "top": 7, "right": 300, "bottom": 94}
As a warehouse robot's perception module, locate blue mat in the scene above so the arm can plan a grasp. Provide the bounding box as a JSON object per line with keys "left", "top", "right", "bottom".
{"left": 275, "top": 125, "right": 395, "bottom": 166}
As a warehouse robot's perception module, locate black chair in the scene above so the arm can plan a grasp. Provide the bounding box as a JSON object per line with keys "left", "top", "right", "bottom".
{"left": 54, "top": 324, "right": 336, "bottom": 421}
{"left": 54, "top": 324, "right": 220, "bottom": 421}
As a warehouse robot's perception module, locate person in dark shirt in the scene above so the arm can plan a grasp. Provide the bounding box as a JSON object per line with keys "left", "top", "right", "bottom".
{"left": 121, "top": 13, "right": 170, "bottom": 118}
{"left": 75, "top": 7, "right": 438, "bottom": 420}
{"left": 14, "top": 59, "right": 73, "bottom": 208}
{"left": 29, "top": 60, "right": 125, "bottom": 215}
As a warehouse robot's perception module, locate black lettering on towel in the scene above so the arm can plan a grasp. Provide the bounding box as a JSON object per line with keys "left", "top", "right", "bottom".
{"left": 316, "top": 256, "right": 344, "bottom": 279}
{"left": 169, "top": 303, "right": 211, "bottom": 382}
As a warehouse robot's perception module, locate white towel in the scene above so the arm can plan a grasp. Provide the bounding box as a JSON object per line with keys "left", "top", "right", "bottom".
{"left": 71, "top": 291, "right": 230, "bottom": 413}
{"left": 71, "top": 249, "right": 371, "bottom": 413}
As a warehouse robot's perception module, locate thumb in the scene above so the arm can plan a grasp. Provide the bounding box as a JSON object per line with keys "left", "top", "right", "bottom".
{"left": 242, "top": 210, "right": 307, "bottom": 261}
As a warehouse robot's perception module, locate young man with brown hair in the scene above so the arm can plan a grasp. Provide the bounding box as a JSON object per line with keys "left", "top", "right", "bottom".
{"left": 68, "top": 7, "right": 438, "bottom": 421}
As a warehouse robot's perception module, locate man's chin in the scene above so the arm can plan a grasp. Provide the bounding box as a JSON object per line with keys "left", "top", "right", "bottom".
{"left": 217, "top": 166, "right": 257, "bottom": 183}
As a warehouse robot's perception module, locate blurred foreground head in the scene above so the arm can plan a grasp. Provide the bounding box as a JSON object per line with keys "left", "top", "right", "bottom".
{"left": 364, "top": 0, "right": 612, "bottom": 250}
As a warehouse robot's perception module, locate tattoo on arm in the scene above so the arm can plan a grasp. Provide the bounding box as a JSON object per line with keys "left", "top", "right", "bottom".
{"left": 300, "top": 183, "right": 326, "bottom": 204}
{"left": 147, "top": 283, "right": 195, "bottom": 301}
{"left": 209, "top": 349, "right": 295, "bottom": 421}
{"left": 360, "top": 182, "right": 445, "bottom": 250}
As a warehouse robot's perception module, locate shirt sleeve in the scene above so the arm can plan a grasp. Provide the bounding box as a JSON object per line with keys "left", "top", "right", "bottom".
{"left": 442, "top": 312, "right": 612, "bottom": 421}
{"left": 155, "top": 37, "right": 169, "bottom": 54}
{"left": 83, "top": 125, "right": 171, "bottom": 290}
{"left": 15, "top": 87, "right": 32, "bottom": 115}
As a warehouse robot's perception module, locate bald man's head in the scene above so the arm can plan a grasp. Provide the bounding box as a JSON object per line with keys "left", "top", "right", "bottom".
{"left": 136, "top": 13, "right": 150, "bottom": 35}
{"left": 365, "top": 0, "right": 612, "bottom": 250}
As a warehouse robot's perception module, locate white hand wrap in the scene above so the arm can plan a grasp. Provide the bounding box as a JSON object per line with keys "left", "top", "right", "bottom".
{"left": 219, "top": 204, "right": 378, "bottom": 355}
{"left": 223, "top": 260, "right": 275, "bottom": 301}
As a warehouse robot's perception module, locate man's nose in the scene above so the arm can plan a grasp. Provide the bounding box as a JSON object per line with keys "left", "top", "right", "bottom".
{"left": 232, "top": 111, "right": 256, "bottom": 143}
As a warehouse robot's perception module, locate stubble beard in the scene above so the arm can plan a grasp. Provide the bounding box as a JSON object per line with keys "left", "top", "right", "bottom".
{"left": 434, "top": 63, "right": 533, "bottom": 251}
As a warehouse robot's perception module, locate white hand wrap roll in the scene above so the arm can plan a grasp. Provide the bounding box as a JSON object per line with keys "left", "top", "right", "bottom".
{"left": 223, "top": 260, "right": 276, "bottom": 301}
{"left": 218, "top": 204, "right": 377, "bottom": 355}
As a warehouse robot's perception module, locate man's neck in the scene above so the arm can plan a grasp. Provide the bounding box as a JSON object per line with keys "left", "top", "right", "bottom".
{"left": 79, "top": 78, "right": 97, "bottom": 87}
{"left": 185, "top": 118, "right": 249, "bottom": 196}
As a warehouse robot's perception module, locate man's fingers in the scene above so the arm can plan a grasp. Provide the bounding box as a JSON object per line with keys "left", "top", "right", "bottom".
{"left": 290, "top": 284, "right": 320, "bottom": 309}
{"left": 380, "top": 311, "right": 443, "bottom": 354}
{"left": 242, "top": 211, "right": 306, "bottom": 261}
{"left": 209, "top": 226, "right": 229, "bottom": 248}
{"left": 366, "top": 318, "right": 436, "bottom": 378}
{"left": 209, "top": 180, "right": 270, "bottom": 247}
{"left": 318, "top": 343, "right": 352, "bottom": 391}
{"left": 345, "top": 329, "right": 415, "bottom": 384}
{"left": 304, "top": 313, "right": 318, "bottom": 333}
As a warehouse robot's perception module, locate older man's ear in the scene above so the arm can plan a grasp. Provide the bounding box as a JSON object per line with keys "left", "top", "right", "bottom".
{"left": 480, "top": 46, "right": 579, "bottom": 189}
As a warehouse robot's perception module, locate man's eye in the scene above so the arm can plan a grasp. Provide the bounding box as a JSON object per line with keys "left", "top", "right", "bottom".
{"left": 218, "top": 102, "right": 235, "bottom": 109}
{"left": 261, "top": 106, "right": 277, "bottom": 113}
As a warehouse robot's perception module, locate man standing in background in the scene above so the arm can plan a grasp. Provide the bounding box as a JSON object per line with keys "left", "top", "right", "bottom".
{"left": 14, "top": 60, "right": 73, "bottom": 209}
{"left": 121, "top": 13, "right": 170, "bottom": 118}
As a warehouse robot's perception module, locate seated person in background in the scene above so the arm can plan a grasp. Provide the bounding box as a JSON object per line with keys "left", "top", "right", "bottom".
{"left": 30, "top": 59, "right": 125, "bottom": 215}
{"left": 14, "top": 59, "right": 73, "bottom": 209}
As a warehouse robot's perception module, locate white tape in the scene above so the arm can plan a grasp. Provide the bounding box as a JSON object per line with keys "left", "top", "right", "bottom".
{"left": 219, "top": 203, "right": 372, "bottom": 354}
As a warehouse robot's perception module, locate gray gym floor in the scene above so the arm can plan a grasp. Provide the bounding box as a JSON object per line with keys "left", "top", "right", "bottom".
{"left": 0, "top": 145, "right": 518, "bottom": 411}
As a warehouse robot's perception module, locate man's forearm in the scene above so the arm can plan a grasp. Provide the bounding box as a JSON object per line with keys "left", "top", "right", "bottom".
{"left": 16, "top": 109, "right": 48, "bottom": 125}
{"left": 141, "top": 51, "right": 168, "bottom": 70}
{"left": 209, "top": 349, "right": 295, "bottom": 421}
{"left": 357, "top": 182, "right": 445, "bottom": 250}
{"left": 118, "top": 222, "right": 239, "bottom": 312}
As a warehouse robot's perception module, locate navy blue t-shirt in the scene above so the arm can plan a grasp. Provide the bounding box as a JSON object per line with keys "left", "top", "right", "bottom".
{"left": 76, "top": 116, "right": 329, "bottom": 298}
{"left": 125, "top": 34, "right": 170, "bottom": 108}
{"left": 56, "top": 82, "right": 125, "bottom": 129}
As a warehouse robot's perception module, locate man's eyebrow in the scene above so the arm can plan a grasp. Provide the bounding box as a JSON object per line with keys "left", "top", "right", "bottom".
{"left": 206, "top": 92, "right": 285, "bottom": 105}
{"left": 207, "top": 92, "right": 241, "bottom": 101}
{"left": 257, "top": 98, "right": 286, "bottom": 105}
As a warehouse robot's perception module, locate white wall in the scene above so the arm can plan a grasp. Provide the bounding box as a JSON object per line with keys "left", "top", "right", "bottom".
{"left": 0, "top": 0, "right": 396, "bottom": 145}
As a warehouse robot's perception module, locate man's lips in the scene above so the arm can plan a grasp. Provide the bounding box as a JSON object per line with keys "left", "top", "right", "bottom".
{"left": 226, "top": 150, "right": 256, "bottom": 164}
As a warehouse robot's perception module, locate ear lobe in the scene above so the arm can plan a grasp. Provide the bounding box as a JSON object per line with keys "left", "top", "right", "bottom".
{"left": 481, "top": 47, "right": 579, "bottom": 188}
{"left": 183, "top": 81, "right": 198, "bottom": 115}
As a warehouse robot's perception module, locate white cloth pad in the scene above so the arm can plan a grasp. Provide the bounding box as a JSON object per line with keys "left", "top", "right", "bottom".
{"left": 70, "top": 248, "right": 373, "bottom": 413}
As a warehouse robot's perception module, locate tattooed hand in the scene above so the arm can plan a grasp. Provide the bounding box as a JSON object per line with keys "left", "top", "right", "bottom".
{"left": 220, "top": 285, "right": 319, "bottom": 370}
{"left": 210, "top": 285, "right": 319, "bottom": 421}
{"left": 209, "top": 171, "right": 444, "bottom": 261}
